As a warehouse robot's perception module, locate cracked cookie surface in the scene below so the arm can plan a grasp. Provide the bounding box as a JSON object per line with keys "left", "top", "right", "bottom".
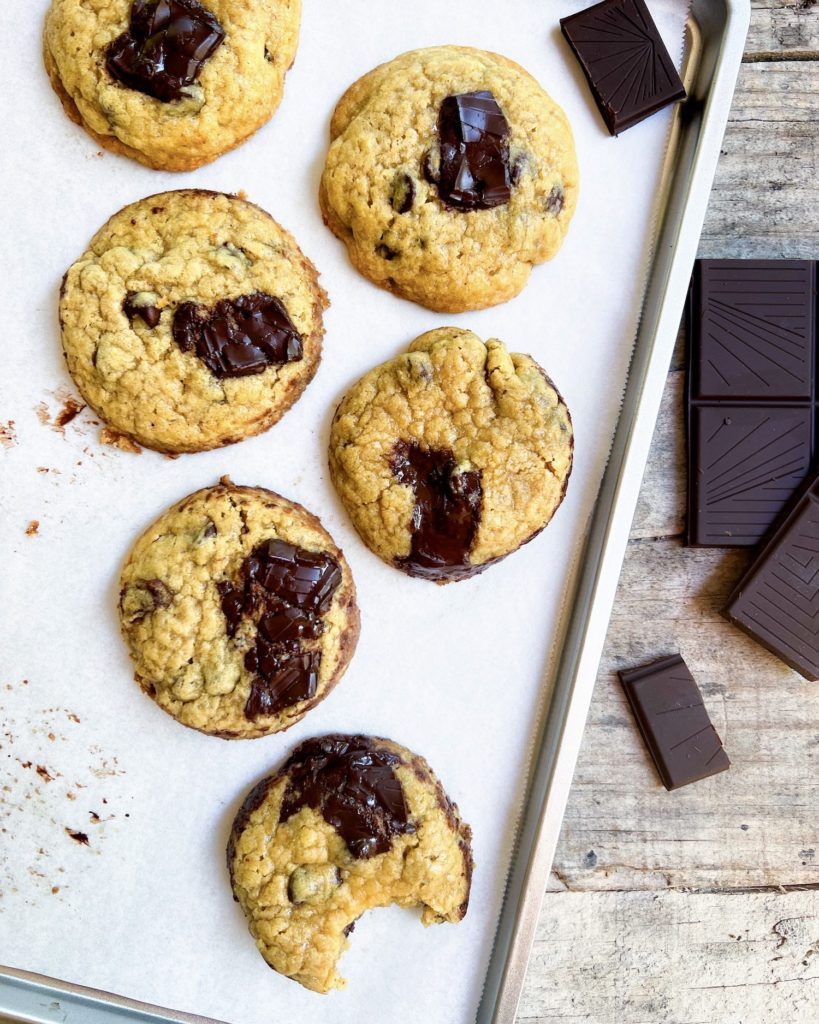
{"left": 118, "top": 481, "right": 359, "bottom": 738}
{"left": 228, "top": 734, "right": 472, "bottom": 992}
{"left": 60, "top": 190, "right": 326, "bottom": 453}
{"left": 44, "top": 0, "right": 301, "bottom": 171}
{"left": 320, "top": 45, "right": 579, "bottom": 312}
{"left": 329, "top": 328, "right": 573, "bottom": 582}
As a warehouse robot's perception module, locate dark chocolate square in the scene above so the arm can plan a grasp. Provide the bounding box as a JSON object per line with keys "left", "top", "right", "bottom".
{"left": 560, "top": 0, "right": 686, "bottom": 136}
{"left": 687, "top": 259, "right": 819, "bottom": 547}
{"left": 619, "top": 654, "right": 730, "bottom": 791}
{"left": 724, "top": 476, "right": 819, "bottom": 681}
{"left": 691, "top": 261, "right": 815, "bottom": 400}
{"left": 690, "top": 405, "right": 814, "bottom": 546}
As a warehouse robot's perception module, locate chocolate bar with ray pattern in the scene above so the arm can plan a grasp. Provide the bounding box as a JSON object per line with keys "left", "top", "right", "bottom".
{"left": 724, "top": 475, "right": 819, "bottom": 681}
{"left": 619, "top": 654, "right": 730, "bottom": 791}
{"left": 560, "top": 0, "right": 686, "bottom": 136}
{"left": 687, "top": 260, "right": 818, "bottom": 547}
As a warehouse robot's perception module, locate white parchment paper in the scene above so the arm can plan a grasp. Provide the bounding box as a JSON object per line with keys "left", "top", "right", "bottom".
{"left": 0, "top": 2, "right": 688, "bottom": 1021}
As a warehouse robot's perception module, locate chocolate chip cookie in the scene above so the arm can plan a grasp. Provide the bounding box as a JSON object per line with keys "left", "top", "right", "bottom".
{"left": 228, "top": 734, "right": 472, "bottom": 992}
{"left": 44, "top": 0, "right": 301, "bottom": 170}
{"left": 118, "top": 480, "right": 359, "bottom": 738}
{"left": 59, "top": 190, "right": 326, "bottom": 454}
{"left": 320, "top": 45, "right": 579, "bottom": 312}
{"left": 329, "top": 328, "right": 573, "bottom": 582}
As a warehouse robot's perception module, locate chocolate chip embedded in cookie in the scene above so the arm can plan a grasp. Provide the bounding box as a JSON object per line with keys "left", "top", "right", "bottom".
{"left": 320, "top": 45, "right": 579, "bottom": 312}
{"left": 228, "top": 734, "right": 473, "bottom": 992}
{"left": 118, "top": 481, "right": 359, "bottom": 738}
{"left": 329, "top": 327, "right": 573, "bottom": 582}
{"left": 44, "top": 0, "right": 301, "bottom": 171}
{"left": 59, "top": 190, "right": 326, "bottom": 454}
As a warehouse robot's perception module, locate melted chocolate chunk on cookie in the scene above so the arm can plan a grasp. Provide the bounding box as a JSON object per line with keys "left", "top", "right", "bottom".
{"left": 218, "top": 540, "right": 342, "bottom": 719}
{"left": 244, "top": 539, "right": 342, "bottom": 614}
{"left": 173, "top": 293, "right": 303, "bottom": 379}
{"left": 280, "top": 735, "right": 414, "bottom": 859}
{"left": 106, "top": 0, "right": 225, "bottom": 103}
{"left": 123, "top": 293, "right": 161, "bottom": 328}
{"left": 391, "top": 441, "right": 483, "bottom": 582}
{"left": 427, "top": 91, "right": 512, "bottom": 211}
{"left": 244, "top": 650, "right": 322, "bottom": 720}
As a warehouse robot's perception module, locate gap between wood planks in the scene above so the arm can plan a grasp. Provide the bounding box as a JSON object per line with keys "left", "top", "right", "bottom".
{"left": 744, "top": 50, "right": 819, "bottom": 61}
{"left": 549, "top": 870, "right": 819, "bottom": 895}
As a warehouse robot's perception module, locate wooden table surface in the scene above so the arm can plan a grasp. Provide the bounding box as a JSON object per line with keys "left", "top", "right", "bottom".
{"left": 517, "top": 3, "right": 819, "bottom": 1021}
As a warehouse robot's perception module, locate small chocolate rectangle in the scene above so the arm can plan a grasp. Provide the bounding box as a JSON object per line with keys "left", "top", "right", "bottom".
{"left": 724, "top": 476, "right": 819, "bottom": 681}
{"left": 687, "top": 259, "right": 818, "bottom": 547}
{"left": 619, "top": 654, "right": 730, "bottom": 791}
{"left": 560, "top": 0, "right": 686, "bottom": 136}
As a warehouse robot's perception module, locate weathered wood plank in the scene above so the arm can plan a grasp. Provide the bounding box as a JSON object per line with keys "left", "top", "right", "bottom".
{"left": 748, "top": 0, "right": 819, "bottom": 57}
{"left": 699, "top": 63, "right": 819, "bottom": 260}
{"left": 518, "top": 891, "right": 819, "bottom": 1023}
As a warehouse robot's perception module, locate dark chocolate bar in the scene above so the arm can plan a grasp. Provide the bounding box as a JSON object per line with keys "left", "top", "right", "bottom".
{"left": 619, "top": 654, "right": 730, "bottom": 790}
{"left": 687, "top": 260, "right": 818, "bottom": 546}
{"left": 724, "top": 475, "right": 819, "bottom": 681}
{"left": 560, "top": 0, "right": 686, "bottom": 136}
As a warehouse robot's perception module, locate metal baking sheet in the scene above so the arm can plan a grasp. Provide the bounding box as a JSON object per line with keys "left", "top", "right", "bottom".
{"left": 0, "top": 2, "right": 748, "bottom": 1022}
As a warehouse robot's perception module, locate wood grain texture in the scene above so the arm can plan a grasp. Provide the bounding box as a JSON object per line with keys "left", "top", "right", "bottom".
{"left": 747, "top": 0, "right": 819, "bottom": 57}
{"left": 517, "top": 7, "right": 819, "bottom": 1021}
{"left": 699, "top": 64, "right": 819, "bottom": 259}
{"left": 518, "top": 891, "right": 819, "bottom": 1023}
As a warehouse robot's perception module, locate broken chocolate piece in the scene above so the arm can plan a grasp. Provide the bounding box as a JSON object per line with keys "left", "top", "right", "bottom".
{"left": 217, "top": 540, "right": 342, "bottom": 719}
{"left": 123, "top": 293, "right": 161, "bottom": 328}
{"left": 619, "top": 654, "right": 730, "bottom": 791}
{"left": 106, "top": 0, "right": 225, "bottom": 103}
{"left": 244, "top": 650, "right": 321, "bottom": 719}
{"left": 430, "top": 91, "right": 511, "bottom": 210}
{"left": 173, "top": 292, "right": 303, "bottom": 379}
{"left": 724, "top": 475, "right": 819, "bottom": 681}
{"left": 687, "top": 260, "right": 817, "bottom": 546}
{"left": 391, "top": 441, "right": 482, "bottom": 582}
{"left": 258, "top": 606, "right": 323, "bottom": 646}
{"left": 560, "top": 0, "right": 686, "bottom": 136}
{"left": 243, "top": 539, "right": 342, "bottom": 615}
{"left": 279, "top": 735, "right": 414, "bottom": 859}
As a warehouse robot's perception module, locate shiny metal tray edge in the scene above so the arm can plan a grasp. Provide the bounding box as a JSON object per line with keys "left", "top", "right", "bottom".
{"left": 0, "top": 964, "right": 226, "bottom": 1024}
{"left": 0, "top": 2, "right": 750, "bottom": 1021}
